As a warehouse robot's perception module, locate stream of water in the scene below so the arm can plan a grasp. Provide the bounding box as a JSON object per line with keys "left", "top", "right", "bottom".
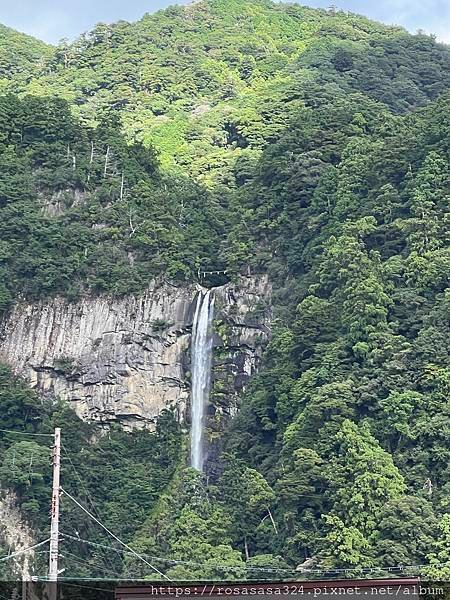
{"left": 190, "top": 289, "right": 215, "bottom": 472}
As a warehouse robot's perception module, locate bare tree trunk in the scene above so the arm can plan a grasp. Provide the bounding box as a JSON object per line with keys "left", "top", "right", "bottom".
{"left": 87, "top": 141, "right": 95, "bottom": 184}
{"left": 103, "top": 146, "right": 110, "bottom": 178}
{"left": 244, "top": 536, "right": 250, "bottom": 561}
{"left": 267, "top": 508, "right": 278, "bottom": 534}
{"left": 129, "top": 212, "right": 136, "bottom": 237}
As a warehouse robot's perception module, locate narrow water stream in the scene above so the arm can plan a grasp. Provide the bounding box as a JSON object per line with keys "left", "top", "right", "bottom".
{"left": 190, "top": 289, "right": 215, "bottom": 472}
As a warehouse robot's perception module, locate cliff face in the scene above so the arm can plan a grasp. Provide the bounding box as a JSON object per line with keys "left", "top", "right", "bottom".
{"left": 0, "top": 490, "right": 35, "bottom": 579}
{"left": 0, "top": 278, "right": 271, "bottom": 429}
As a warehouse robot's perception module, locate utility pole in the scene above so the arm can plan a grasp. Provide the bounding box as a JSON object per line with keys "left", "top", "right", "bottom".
{"left": 48, "top": 428, "right": 61, "bottom": 600}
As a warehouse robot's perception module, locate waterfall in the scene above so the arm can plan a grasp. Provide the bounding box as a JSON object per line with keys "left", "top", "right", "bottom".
{"left": 190, "top": 289, "right": 215, "bottom": 472}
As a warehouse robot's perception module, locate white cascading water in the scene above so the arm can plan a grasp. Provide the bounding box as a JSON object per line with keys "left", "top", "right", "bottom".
{"left": 190, "top": 289, "right": 215, "bottom": 472}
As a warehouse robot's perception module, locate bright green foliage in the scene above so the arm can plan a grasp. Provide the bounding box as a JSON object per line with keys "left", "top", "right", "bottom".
{"left": 0, "top": 24, "right": 50, "bottom": 83}
{"left": 373, "top": 496, "right": 437, "bottom": 567}
{"left": 222, "top": 61, "right": 450, "bottom": 570}
{"left": 378, "top": 391, "right": 424, "bottom": 451}
{"left": 126, "top": 468, "right": 245, "bottom": 580}
{"left": 219, "top": 462, "right": 277, "bottom": 556}
{"left": 425, "top": 515, "right": 450, "bottom": 580}
{"left": 320, "top": 515, "right": 372, "bottom": 570}
{"left": 245, "top": 553, "right": 290, "bottom": 578}
{"left": 324, "top": 420, "right": 405, "bottom": 535}
{"left": 5, "top": 0, "right": 450, "bottom": 184}
{"left": 1, "top": 1, "right": 450, "bottom": 303}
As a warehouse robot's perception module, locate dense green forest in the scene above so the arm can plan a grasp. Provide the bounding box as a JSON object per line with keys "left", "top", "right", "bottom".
{"left": 0, "top": 24, "right": 51, "bottom": 84}
{"left": 0, "top": 93, "right": 230, "bottom": 309}
{"left": 0, "top": 0, "right": 449, "bottom": 583}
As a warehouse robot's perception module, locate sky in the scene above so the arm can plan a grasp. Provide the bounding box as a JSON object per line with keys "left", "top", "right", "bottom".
{"left": 0, "top": 0, "right": 449, "bottom": 45}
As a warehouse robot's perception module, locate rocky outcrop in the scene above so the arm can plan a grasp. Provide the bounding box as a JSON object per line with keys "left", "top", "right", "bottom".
{"left": 0, "top": 490, "right": 35, "bottom": 579}
{"left": 38, "top": 188, "right": 88, "bottom": 217}
{"left": 0, "top": 278, "right": 271, "bottom": 430}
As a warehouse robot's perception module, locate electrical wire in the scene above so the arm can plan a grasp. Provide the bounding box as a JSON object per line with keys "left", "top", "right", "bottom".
{"left": 0, "top": 539, "right": 50, "bottom": 563}
{"left": 61, "top": 534, "right": 124, "bottom": 559}
{"left": 60, "top": 443, "right": 121, "bottom": 574}
{"left": 39, "top": 576, "right": 299, "bottom": 582}
{"left": 0, "top": 429, "right": 53, "bottom": 438}
{"left": 60, "top": 488, "right": 171, "bottom": 581}
{"left": 60, "top": 534, "right": 298, "bottom": 574}
{"left": 59, "top": 534, "right": 450, "bottom": 577}
{"left": 2, "top": 432, "right": 443, "bottom": 582}
{"left": 59, "top": 549, "right": 126, "bottom": 579}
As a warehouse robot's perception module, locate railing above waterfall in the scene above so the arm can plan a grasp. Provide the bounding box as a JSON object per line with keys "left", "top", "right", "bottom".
{"left": 197, "top": 268, "right": 228, "bottom": 279}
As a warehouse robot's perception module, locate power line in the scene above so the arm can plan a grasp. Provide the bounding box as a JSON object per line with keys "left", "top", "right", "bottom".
{"left": 3, "top": 431, "right": 444, "bottom": 582}
{"left": 60, "top": 532, "right": 147, "bottom": 579}
{"left": 61, "top": 534, "right": 123, "bottom": 558}
{"left": 59, "top": 534, "right": 450, "bottom": 577}
{"left": 60, "top": 534, "right": 297, "bottom": 574}
{"left": 0, "top": 539, "right": 50, "bottom": 563}
{"left": 60, "top": 550, "right": 125, "bottom": 579}
{"left": 60, "top": 488, "right": 171, "bottom": 582}
{"left": 59, "top": 532, "right": 293, "bottom": 574}
{"left": 0, "top": 429, "right": 53, "bottom": 438}
{"left": 60, "top": 443, "right": 120, "bottom": 575}
{"left": 61, "top": 445, "right": 101, "bottom": 515}
{"left": 38, "top": 576, "right": 295, "bottom": 583}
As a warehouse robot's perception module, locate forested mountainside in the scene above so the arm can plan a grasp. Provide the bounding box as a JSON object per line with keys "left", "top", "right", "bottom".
{"left": 4, "top": 0, "right": 450, "bottom": 182}
{"left": 0, "top": 0, "right": 450, "bottom": 582}
{"left": 0, "top": 24, "right": 51, "bottom": 83}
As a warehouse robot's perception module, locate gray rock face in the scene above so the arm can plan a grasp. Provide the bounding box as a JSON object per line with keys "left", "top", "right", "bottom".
{"left": 0, "top": 278, "right": 271, "bottom": 429}
{"left": 0, "top": 489, "right": 35, "bottom": 579}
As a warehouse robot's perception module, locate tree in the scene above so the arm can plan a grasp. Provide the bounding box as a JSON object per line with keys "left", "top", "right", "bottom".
{"left": 405, "top": 151, "right": 447, "bottom": 255}
{"left": 0, "top": 365, "right": 44, "bottom": 437}
{"left": 424, "top": 514, "right": 450, "bottom": 580}
{"left": 220, "top": 464, "right": 277, "bottom": 558}
{"left": 325, "top": 420, "right": 405, "bottom": 535}
{"left": 378, "top": 391, "right": 423, "bottom": 452}
{"left": 0, "top": 441, "right": 50, "bottom": 517}
{"left": 320, "top": 515, "right": 373, "bottom": 570}
{"left": 372, "top": 496, "right": 437, "bottom": 567}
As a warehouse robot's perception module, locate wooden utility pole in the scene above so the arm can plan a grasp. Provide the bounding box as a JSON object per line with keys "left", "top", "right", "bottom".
{"left": 48, "top": 428, "right": 61, "bottom": 600}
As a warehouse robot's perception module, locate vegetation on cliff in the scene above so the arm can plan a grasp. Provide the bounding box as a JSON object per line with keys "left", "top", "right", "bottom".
{"left": 0, "top": 364, "right": 182, "bottom": 579}
{"left": 0, "top": 0, "right": 449, "bottom": 581}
